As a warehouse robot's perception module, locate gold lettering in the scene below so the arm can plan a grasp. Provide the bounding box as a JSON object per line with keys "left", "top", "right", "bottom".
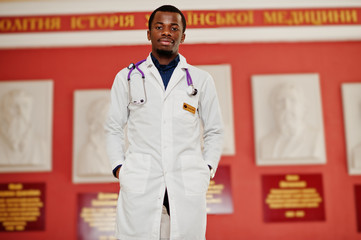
{"left": 286, "top": 175, "right": 300, "bottom": 181}
{"left": 328, "top": 10, "right": 339, "bottom": 24}
{"left": 11, "top": 19, "right": 23, "bottom": 31}
{"left": 340, "top": 10, "right": 358, "bottom": 23}
{"left": 263, "top": 11, "right": 277, "bottom": 24}
{"left": 76, "top": 17, "right": 86, "bottom": 29}
{"left": 109, "top": 15, "right": 119, "bottom": 28}
{"left": 88, "top": 16, "right": 97, "bottom": 28}
{"left": 91, "top": 200, "right": 117, "bottom": 207}
{"left": 225, "top": 13, "right": 236, "bottom": 25}
{"left": 285, "top": 210, "right": 295, "bottom": 218}
{"left": 277, "top": 11, "right": 289, "bottom": 24}
{"left": 70, "top": 17, "right": 77, "bottom": 29}
{"left": 97, "top": 16, "right": 109, "bottom": 28}
{"left": 310, "top": 11, "right": 323, "bottom": 25}
{"left": 16, "top": 190, "right": 41, "bottom": 197}
{"left": 291, "top": 11, "right": 303, "bottom": 25}
{"left": 205, "top": 13, "right": 215, "bottom": 26}
{"left": 0, "top": 191, "right": 15, "bottom": 197}
{"left": 279, "top": 181, "right": 307, "bottom": 188}
{"left": 145, "top": 14, "right": 150, "bottom": 27}
{"left": 296, "top": 210, "right": 305, "bottom": 217}
{"left": 0, "top": 19, "right": 12, "bottom": 31}
{"left": 98, "top": 193, "right": 118, "bottom": 200}
{"left": 351, "top": 10, "right": 358, "bottom": 23}
{"left": 191, "top": 13, "right": 206, "bottom": 26}
{"left": 124, "top": 15, "right": 134, "bottom": 27}
{"left": 236, "top": 12, "right": 251, "bottom": 25}
{"left": 214, "top": 13, "right": 224, "bottom": 25}
{"left": 29, "top": 18, "right": 39, "bottom": 31}
{"left": 9, "top": 184, "right": 22, "bottom": 191}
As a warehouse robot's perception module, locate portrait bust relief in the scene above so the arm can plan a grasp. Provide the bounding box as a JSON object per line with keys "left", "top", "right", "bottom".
{"left": 0, "top": 81, "right": 53, "bottom": 173}
{"left": 76, "top": 97, "right": 111, "bottom": 176}
{"left": 73, "top": 90, "right": 116, "bottom": 183}
{"left": 342, "top": 83, "right": 361, "bottom": 175}
{"left": 252, "top": 73, "right": 326, "bottom": 166}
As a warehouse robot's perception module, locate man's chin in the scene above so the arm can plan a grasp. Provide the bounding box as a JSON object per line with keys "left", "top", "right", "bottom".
{"left": 156, "top": 49, "right": 173, "bottom": 57}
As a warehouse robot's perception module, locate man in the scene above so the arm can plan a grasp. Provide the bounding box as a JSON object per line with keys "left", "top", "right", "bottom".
{"left": 105, "top": 5, "right": 224, "bottom": 240}
{"left": 259, "top": 83, "right": 322, "bottom": 160}
{"left": 0, "top": 89, "right": 45, "bottom": 166}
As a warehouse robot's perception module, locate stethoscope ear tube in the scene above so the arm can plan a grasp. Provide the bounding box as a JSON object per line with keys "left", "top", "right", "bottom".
{"left": 184, "top": 68, "right": 198, "bottom": 96}
{"left": 127, "top": 60, "right": 146, "bottom": 81}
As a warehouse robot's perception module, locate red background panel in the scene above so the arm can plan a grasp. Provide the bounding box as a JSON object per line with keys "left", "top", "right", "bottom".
{"left": 0, "top": 41, "right": 360, "bottom": 239}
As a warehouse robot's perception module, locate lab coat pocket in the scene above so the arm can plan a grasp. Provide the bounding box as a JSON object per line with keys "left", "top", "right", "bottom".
{"left": 180, "top": 155, "right": 210, "bottom": 196}
{"left": 119, "top": 153, "right": 151, "bottom": 194}
{"left": 173, "top": 90, "right": 199, "bottom": 122}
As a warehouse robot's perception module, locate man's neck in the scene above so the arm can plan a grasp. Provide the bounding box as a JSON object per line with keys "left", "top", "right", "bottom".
{"left": 152, "top": 51, "right": 178, "bottom": 65}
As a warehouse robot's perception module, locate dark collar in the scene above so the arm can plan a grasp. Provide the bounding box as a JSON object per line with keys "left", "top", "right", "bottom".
{"left": 151, "top": 53, "right": 180, "bottom": 71}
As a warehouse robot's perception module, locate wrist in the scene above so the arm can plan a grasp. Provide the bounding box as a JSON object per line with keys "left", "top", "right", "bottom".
{"left": 208, "top": 165, "right": 215, "bottom": 179}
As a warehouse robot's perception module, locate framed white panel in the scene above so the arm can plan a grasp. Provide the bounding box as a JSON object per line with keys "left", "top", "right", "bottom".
{"left": 252, "top": 73, "right": 326, "bottom": 166}
{"left": 342, "top": 83, "right": 361, "bottom": 175}
{"left": 197, "top": 64, "right": 235, "bottom": 156}
{"left": 0, "top": 80, "right": 53, "bottom": 173}
{"left": 73, "top": 90, "right": 115, "bottom": 183}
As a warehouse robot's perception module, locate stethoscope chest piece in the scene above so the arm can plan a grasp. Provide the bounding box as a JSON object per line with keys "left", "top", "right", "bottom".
{"left": 187, "top": 85, "right": 198, "bottom": 96}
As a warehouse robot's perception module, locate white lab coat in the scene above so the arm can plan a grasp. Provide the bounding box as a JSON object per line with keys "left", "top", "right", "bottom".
{"left": 105, "top": 54, "right": 224, "bottom": 240}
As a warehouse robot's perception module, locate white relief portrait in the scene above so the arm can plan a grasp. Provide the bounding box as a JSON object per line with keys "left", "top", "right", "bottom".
{"left": 73, "top": 90, "right": 116, "bottom": 183}
{"left": 0, "top": 81, "right": 53, "bottom": 173}
{"left": 252, "top": 74, "right": 326, "bottom": 166}
{"left": 342, "top": 83, "right": 361, "bottom": 175}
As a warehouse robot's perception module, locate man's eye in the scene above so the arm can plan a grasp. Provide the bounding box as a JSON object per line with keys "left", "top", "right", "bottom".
{"left": 155, "top": 26, "right": 162, "bottom": 30}
{"left": 171, "top": 27, "right": 179, "bottom": 31}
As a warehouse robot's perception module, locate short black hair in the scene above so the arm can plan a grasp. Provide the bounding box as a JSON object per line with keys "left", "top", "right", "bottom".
{"left": 148, "top": 5, "right": 186, "bottom": 33}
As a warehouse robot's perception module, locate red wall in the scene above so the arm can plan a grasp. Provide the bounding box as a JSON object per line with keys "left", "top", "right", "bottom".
{"left": 0, "top": 41, "right": 361, "bottom": 240}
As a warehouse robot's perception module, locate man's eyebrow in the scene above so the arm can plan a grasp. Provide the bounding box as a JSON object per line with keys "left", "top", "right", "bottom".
{"left": 154, "top": 21, "right": 180, "bottom": 26}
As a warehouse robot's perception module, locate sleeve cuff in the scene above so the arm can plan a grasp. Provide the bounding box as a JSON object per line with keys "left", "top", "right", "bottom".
{"left": 112, "top": 164, "right": 122, "bottom": 178}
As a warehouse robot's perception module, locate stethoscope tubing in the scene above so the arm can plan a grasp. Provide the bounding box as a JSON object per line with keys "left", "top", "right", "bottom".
{"left": 127, "top": 59, "right": 198, "bottom": 105}
{"left": 127, "top": 59, "right": 146, "bottom": 80}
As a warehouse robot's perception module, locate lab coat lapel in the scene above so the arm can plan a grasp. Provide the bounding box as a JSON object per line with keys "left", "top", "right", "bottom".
{"left": 148, "top": 63, "right": 164, "bottom": 92}
{"left": 164, "top": 55, "right": 188, "bottom": 99}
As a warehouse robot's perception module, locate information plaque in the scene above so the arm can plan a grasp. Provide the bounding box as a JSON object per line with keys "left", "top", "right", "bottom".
{"left": 78, "top": 192, "right": 117, "bottom": 240}
{"left": 206, "top": 165, "right": 233, "bottom": 214}
{"left": 262, "top": 174, "right": 325, "bottom": 222}
{"left": 0, "top": 182, "right": 45, "bottom": 231}
{"left": 355, "top": 185, "right": 361, "bottom": 232}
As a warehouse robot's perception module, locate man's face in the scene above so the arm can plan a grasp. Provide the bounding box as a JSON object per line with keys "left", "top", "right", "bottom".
{"left": 273, "top": 89, "right": 304, "bottom": 135}
{"left": 0, "top": 91, "right": 33, "bottom": 150}
{"left": 147, "top": 11, "right": 185, "bottom": 58}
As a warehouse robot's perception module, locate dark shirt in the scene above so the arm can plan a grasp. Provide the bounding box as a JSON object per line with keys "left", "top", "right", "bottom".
{"left": 151, "top": 53, "right": 180, "bottom": 90}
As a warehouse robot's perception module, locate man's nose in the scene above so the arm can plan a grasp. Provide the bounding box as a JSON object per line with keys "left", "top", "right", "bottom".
{"left": 161, "top": 27, "right": 171, "bottom": 36}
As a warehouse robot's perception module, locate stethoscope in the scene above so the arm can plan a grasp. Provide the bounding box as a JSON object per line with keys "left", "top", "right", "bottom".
{"left": 127, "top": 59, "right": 197, "bottom": 105}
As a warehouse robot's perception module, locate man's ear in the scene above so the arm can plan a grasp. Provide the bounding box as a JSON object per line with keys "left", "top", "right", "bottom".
{"left": 181, "top": 33, "right": 186, "bottom": 43}
{"left": 147, "top": 30, "right": 151, "bottom": 41}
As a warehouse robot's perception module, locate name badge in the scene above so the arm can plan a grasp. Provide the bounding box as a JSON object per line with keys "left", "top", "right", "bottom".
{"left": 183, "top": 102, "right": 196, "bottom": 114}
